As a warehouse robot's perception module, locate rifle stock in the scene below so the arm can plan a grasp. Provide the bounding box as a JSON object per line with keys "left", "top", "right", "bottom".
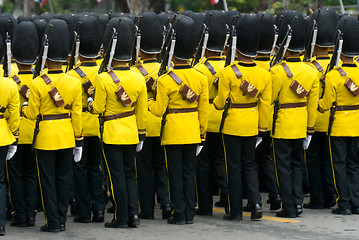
{"left": 67, "top": 21, "right": 82, "bottom": 72}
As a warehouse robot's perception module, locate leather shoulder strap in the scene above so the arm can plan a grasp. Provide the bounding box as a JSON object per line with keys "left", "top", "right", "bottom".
{"left": 41, "top": 74, "right": 52, "bottom": 85}
{"left": 107, "top": 70, "right": 120, "bottom": 84}
{"left": 336, "top": 67, "right": 347, "bottom": 77}
{"left": 281, "top": 62, "right": 294, "bottom": 78}
{"left": 12, "top": 75, "right": 21, "bottom": 85}
{"left": 168, "top": 71, "right": 183, "bottom": 85}
{"left": 136, "top": 64, "right": 149, "bottom": 77}
{"left": 204, "top": 61, "right": 216, "bottom": 75}
{"left": 312, "top": 60, "right": 323, "bottom": 72}
{"left": 74, "top": 67, "right": 87, "bottom": 78}
{"left": 231, "top": 64, "right": 242, "bottom": 78}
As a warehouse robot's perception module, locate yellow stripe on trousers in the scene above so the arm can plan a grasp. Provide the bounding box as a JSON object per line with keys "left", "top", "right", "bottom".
{"left": 102, "top": 148, "right": 118, "bottom": 221}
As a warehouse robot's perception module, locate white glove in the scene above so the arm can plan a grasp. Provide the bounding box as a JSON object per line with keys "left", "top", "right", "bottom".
{"left": 87, "top": 97, "right": 94, "bottom": 105}
{"left": 196, "top": 145, "right": 204, "bottom": 156}
{"left": 303, "top": 135, "right": 312, "bottom": 150}
{"left": 255, "top": 137, "right": 263, "bottom": 148}
{"left": 73, "top": 147, "right": 83, "bottom": 162}
{"left": 6, "top": 145, "right": 17, "bottom": 161}
{"left": 22, "top": 102, "right": 28, "bottom": 107}
{"left": 136, "top": 141, "right": 144, "bottom": 152}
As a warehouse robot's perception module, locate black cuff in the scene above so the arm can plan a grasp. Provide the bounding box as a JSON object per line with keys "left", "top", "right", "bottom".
{"left": 258, "top": 131, "right": 266, "bottom": 138}
{"left": 12, "top": 139, "right": 18, "bottom": 146}
{"left": 139, "top": 133, "right": 146, "bottom": 142}
{"left": 76, "top": 140, "right": 83, "bottom": 147}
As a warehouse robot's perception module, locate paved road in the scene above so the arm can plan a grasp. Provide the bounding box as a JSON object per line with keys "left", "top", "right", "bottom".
{"left": 2, "top": 195, "right": 359, "bottom": 240}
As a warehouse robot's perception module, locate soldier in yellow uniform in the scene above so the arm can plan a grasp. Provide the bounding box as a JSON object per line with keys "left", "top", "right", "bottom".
{"left": 149, "top": 15, "right": 209, "bottom": 225}
{"left": 66, "top": 15, "right": 105, "bottom": 223}
{"left": 194, "top": 10, "right": 228, "bottom": 216}
{"left": 88, "top": 17, "right": 147, "bottom": 228}
{"left": 304, "top": 9, "right": 338, "bottom": 210}
{"left": 213, "top": 14, "right": 271, "bottom": 221}
{"left": 22, "top": 19, "right": 83, "bottom": 232}
{"left": 6, "top": 21, "right": 38, "bottom": 228}
{"left": 0, "top": 38, "right": 20, "bottom": 237}
{"left": 318, "top": 16, "right": 359, "bottom": 215}
{"left": 252, "top": 12, "right": 281, "bottom": 211}
{"left": 271, "top": 11, "right": 319, "bottom": 218}
{"left": 131, "top": 12, "right": 172, "bottom": 220}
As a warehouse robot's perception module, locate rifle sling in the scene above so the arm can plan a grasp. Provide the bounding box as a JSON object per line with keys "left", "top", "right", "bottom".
{"left": 136, "top": 64, "right": 149, "bottom": 77}
{"left": 204, "top": 61, "right": 216, "bottom": 76}
{"left": 12, "top": 75, "right": 21, "bottom": 84}
{"left": 168, "top": 71, "right": 183, "bottom": 85}
{"left": 281, "top": 62, "right": 294, "bottom": 78}
{"left": 231, "top": 64, "right": 243, "bottom": 78}
{"left": 312, "top": 60, "right": 323, "bottom": 72}
{"left": 107, "top": 70, "right": 120, "bottom": 84}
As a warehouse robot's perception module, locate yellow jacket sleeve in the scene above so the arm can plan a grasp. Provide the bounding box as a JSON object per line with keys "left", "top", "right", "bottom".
{"left": 198, "top": 74, "right": 209, "bottom": 136}
{"left": 91, "top": 74, "right": 107, "bottom": 114}
{"left": 23, "top": 80, "right": 41, "bottom": 120}
{"left": 319, "top": 71, "right": 336, "bottom": 111}
{"left": 135, "top": 79, "right": 147, "bottom": 133}
{"left": 148, "top": 75, "right": 169, "bottom": 117}
{"left": 258, "top": 73, "right": 271, "bottom": 131}
{"left": 71, "top": 79, "right": 83, "bottom": 140}
{"left": 213, "top": 68, "right": 230, "bottom": 110}
{"left": 270, "top": 66, "right": 283, "bottom": 104}
{"left": 307, "top": 75, "right": 319, "bottom": 129}
{"left": 7, "top": 80, "right": 20, "bottom": 137}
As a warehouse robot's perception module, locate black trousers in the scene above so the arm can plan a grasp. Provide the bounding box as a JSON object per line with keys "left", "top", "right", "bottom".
{"left": 136, "top": 137, "right": 170, "bottom": 217}
{"left": 103, "top": 144, "right": 138, "bottom": 224}
{"left": 273, "top": 138, "right": 304, "bottom": 214}
{"left": 306, "top": 132, "right": 336, "bottom": 207}
{"left": 196, "top": 132, "right": 228, "bottom": 212}
{"left": 73, "top": 137, "right": 105, "bottom": 219}
{"left": 223, "top": 134, "right": 260, "bottom": 217}
{"left": 0, "top": 146, "right": 7, "bottom": 228}
{"left": 164, "top": 144, "right": 196, "bottom": 222}
{"left": 36, "top": 148, "right": 73, "bottom": 229}
{"left": 330, "top": 137, "right": 359, "bottom": 210}
{"left": 7, "top": 144, "right": 37, "bottom": 222}
{"left": 255, "top": 133, "right": 279, "bottom": 200}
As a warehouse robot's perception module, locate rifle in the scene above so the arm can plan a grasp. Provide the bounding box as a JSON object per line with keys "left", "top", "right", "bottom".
{"left": 31, "top": 115, "right": 41, "bottom": 151}
{"left": 327, "top": 102, "right": 336, "bottom": 136}
{"left": 272, "top": 100, "right": 279, "bottom": 135}
{"left": 270, "top": 16, "right": 283, "bottom": 59}
{"left": 320, "top": 19, "right": 346, "bottom": 98}
{"left": 191, "top": 13, "right": 212, "bottom": 67}
{"left": 303, "top": 10, "right": 320, "bottom": 62}
{"left": 270, "top": 16, "right": 298, "bottom": 68}
{"left": 224, "top": 15, "right": 239, "bottom": 67}
{"left": 98, "top": 19, "right": 121, "bottom": 74}
{"left": 159, "top": 14, "right": 177, "bottom": 63}
{"left": 219, "top": 98, "right": 231, "bottom": 133}
{"left": 66, "top": 21, "right": 82, "bottom": 72}
{"left": 33, "top": 24, "right": 53, "bottom": 78}
{"left": 3, "top": 20, "right": 12, "bottom": 77}
{"left": 130, "top": 16, "right": 142, "bottom": 67}
{"left": 99, "top": 114, "right": 104, "bottom": 149}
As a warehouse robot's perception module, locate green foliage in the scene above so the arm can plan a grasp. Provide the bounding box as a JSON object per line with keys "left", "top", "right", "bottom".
{"left": 1, "top": 0, "right": 14, "bottom": 13}
{"left": 36, "top": 0, "right": 97, "bottom": 14}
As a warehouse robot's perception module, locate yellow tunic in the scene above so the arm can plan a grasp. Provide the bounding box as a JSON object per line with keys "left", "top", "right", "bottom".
{"left": 307, "top": 57, "right": 331, "bottom": 133}
{"left": 0, "top": 76, "right": 20, "bottom": 147}
{"left": 67, "top": 62, "right": 100, "bottom": 137}
{"left": 131, "top": 59, "right": 161, "bottom": 137}
{"left": 213, "top": 61, "right": 271, "bottom": 136}
{"left": 12, "top": 71, "right": 36, "bottom": 144}
{"left": 90, "top": 67, "right": 147, "bottom": 145}
{"left": 194, "top": 56, "right": 225, "bottom": 133}
{"left": 23, "top": 70, "right": 83, "bottom": 150}
{"left": 271, "top": 58, "right": 319, "bottom": 139}
{"left": 148, "top": 64, "right": 209, "bottom": 145}
{"left": 319, "top": 63, "right": 359, "bottom": 137}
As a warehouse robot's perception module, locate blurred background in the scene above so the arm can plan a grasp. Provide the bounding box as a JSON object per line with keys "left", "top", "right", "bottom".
{"left": 0, "top": 0, "right": 357, "bottom": 17}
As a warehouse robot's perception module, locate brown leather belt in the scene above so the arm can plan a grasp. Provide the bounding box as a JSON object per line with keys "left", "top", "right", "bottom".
{"left": 82, "top": 107, "right": 88, "bottom": 112}
{"left": 104, "top": 110, "right": 135, "bottom": 121}
{"left": 279, "top": 102, "right": 306, "bottom": 109}
{"left": 41, "top": 113, "right": 70, "bottom": 121}
{"left": 209, "top": 99, "right": 214, "bottom": 104}
{"left": 336, "top": 105, "right": 359, "bottom": 111}
{"left": 230, "top": 102, "right": 258, "bottom": 108}
{"left": 166, "top": 108, "right": 197, "bottom": 114}
{"left": 0, "top": 115, "right": 3, "bottom": 119}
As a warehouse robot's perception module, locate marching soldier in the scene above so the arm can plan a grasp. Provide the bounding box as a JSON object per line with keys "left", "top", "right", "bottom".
{"left": 66, "top": 15, "right": 105, "bottom": 223}
{"left": 0, "top": 35, "right": 20, "bottom": 237}
{"left": 304, "top": 9, "right": 338, "bottom": 209}
{"left": 318, "top": 16, "right": 359, "bottom": 215}
{"left": 131, "top": 12, "right": 172, "bottom": 220}
{"left": 213, "top": 13, "right": 271, "bottom": 221}
{"left": 7, "top": 21, "right": 38, "bottom": 228}
{"left": 271, "top": 11, "right": 319, "bottom": 218}
{"left": 252, "top": 12, "right": 281, "bottom": 211}
{"left": 148, "top": 15, "right": 209, "bottom": 225}
{"left": 88, "top": 17, "right": 147, "bottom": 228}
{"left": 194, "top": 10, "right": 228, "bottom": 216}
{"left": 22, "top": 19, "right": 83, "bottom": 232}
